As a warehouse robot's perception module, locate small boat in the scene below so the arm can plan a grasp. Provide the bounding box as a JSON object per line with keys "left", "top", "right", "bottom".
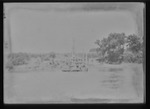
{"left": 61, "top": 62, "right": 88, "bottom": 72}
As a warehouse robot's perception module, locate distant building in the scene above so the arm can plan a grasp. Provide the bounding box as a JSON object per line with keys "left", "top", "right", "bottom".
{"left": 87, "top": 52, "right": 99, "bottom": 64}
{"left": 88, "top": 48, "right": 100, "bottom": 64}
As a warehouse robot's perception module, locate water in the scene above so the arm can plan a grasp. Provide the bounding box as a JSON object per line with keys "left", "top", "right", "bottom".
{"left": 5, "top": 63, "right": 143, "bottom": 103}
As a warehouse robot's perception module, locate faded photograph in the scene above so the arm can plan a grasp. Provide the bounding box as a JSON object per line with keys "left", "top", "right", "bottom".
{"left": 4, "top": 3, "right": 145, "bottom": 103}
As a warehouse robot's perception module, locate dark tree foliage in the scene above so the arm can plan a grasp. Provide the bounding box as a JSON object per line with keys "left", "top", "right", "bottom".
{"left": 95, "top": 33, "right": 143, "bottom": 64}
{"left": 127, "top": 34, "right": 143, "bottom": 54}
{"left": 95, "top": 33, "right": 126, "bottom": 64}
{"left": 7, "top": 53, "right": 30, "bottom": 66}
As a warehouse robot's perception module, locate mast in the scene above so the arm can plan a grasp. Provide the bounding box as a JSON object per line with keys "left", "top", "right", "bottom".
{"left": 71, "top": 38, "right": 76, "bottom": 64}
{"left": 72, "top": 38, "right": 75, "bottom": 56}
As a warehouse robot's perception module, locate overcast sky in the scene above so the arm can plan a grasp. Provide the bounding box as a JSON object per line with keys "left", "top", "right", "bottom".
{"left": 10, "top": 10, "right": 136, "bottom": 53}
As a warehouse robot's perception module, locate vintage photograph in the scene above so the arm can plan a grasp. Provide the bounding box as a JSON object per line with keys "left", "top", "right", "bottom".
{"left": 4, "top": 3, "right": 145, "bottom": 103}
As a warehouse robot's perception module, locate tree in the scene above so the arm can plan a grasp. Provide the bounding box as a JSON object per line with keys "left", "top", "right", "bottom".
{"left": 8, "top": 53, "right": 30, "bottom": 66}
{"left": 95, "top": 33, "right": 126, "bottom": 64}
{"left": 127, "top": 34, "right": 143, "bottom": 54}
{"left": 125, "top": 34, "right": 143, "bottom": 63}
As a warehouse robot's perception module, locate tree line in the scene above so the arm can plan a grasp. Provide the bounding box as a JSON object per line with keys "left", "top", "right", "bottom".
{"left": 5, "top": 52, "right": 56, "bottom": 70}
{"left": 5, "top": 33, "right": 143, "bottom": 71}
{"left": 95, "top": 33, "right": 143, "bottom": 64}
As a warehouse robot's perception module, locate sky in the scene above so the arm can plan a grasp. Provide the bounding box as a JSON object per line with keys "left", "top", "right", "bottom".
{"left": 10, "top": 10, "right": 136, "bottom": 53}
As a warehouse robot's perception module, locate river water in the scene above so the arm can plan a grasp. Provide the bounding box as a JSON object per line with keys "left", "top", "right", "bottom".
{"left": 4, "top": 63, "right": 143, "bottom": 103}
